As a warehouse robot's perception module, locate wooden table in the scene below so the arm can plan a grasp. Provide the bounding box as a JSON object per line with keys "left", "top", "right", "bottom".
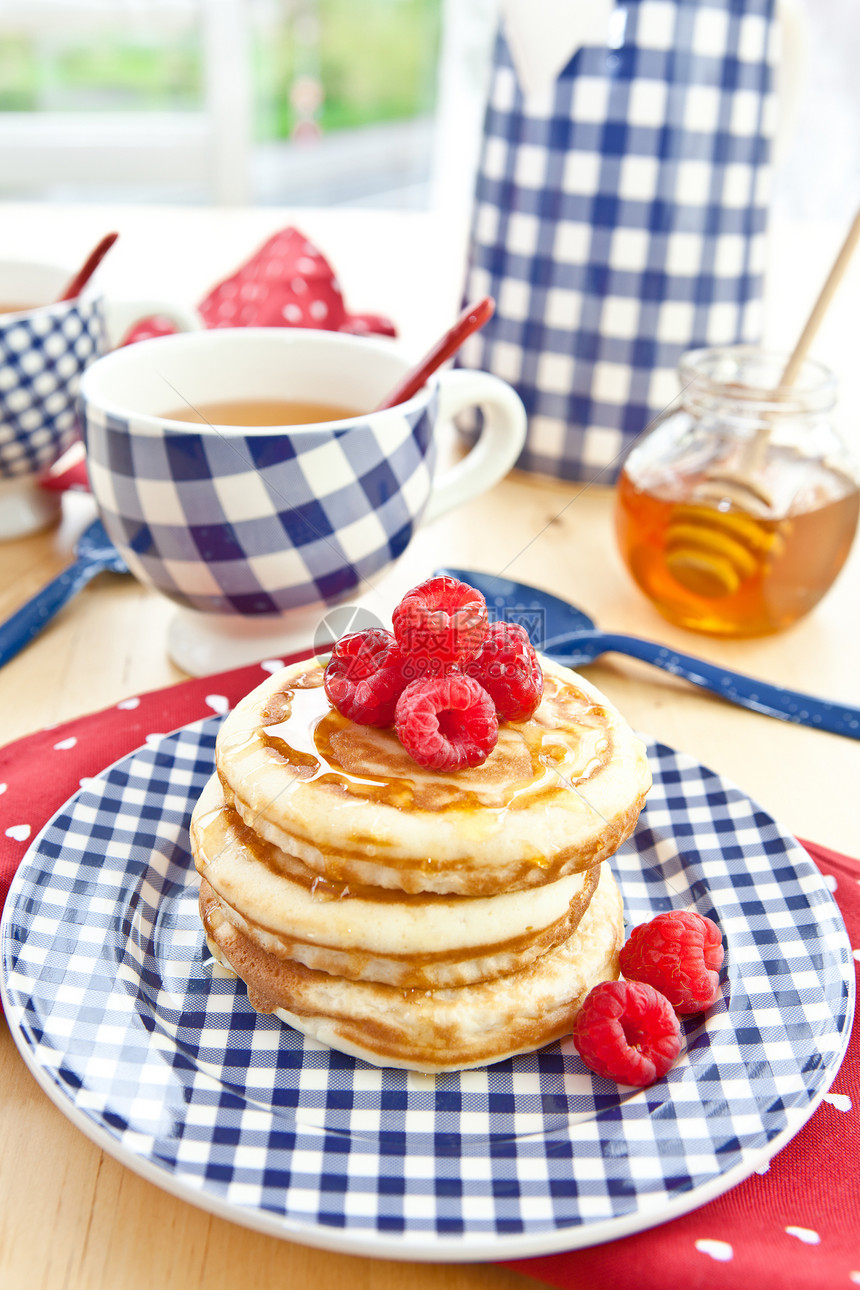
{"left": 1, "top": 204, "right": 858, "bottom": 1290}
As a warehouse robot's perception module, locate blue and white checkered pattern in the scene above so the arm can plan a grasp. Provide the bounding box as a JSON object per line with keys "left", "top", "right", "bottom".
{"left": 459, "top": 0, "right": 777, "bottom": 482}
{"left": 2, "top": 719, "right": 852, "bottom": 1259}
{"left": 82, "top": 396, "right": 438, "bottom": 615}
{"left": 0, "top": 296, "right": 105, "bottom": 477}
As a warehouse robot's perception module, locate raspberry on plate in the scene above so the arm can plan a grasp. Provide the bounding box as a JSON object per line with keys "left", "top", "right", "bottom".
{"left": 392, "top": 576, "right": 488, "bottom": 674}
{"left": 619, "top": 910, "right": 724, "bottom": 1014}
{"left": 394, "top": 674, "right": 498, "bottom": 772}
{"left": 324, "top": 629, "right": 406, "bottom": 727}
{"left": 573, "top": 979, "right": 681, "bottom": 1086}
{"left": 464, "top": 620, "right": 543, "bottom": 722}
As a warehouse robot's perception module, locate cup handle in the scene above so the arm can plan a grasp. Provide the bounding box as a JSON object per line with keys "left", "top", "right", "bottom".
{"left": 422, "top": 368, "right": 526, "bottom": 524}
{"left": 102, "top": 298, "right": 203, "bottom": 349}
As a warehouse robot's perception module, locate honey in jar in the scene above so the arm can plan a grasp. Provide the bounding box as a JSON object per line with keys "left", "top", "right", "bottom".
{"left": 615, "top": 347, "right": 860, "bottom": 637}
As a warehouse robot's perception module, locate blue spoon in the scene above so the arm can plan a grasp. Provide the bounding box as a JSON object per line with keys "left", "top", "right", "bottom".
{"left": 0, "top": 517, "right": 128, "bottom": 668}
{"left": 438, "top": 567, "right": 860, "bottom": 740}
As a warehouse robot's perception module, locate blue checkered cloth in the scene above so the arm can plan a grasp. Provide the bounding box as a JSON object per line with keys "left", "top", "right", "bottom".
{"left": 2, "top": 716, "right": 851, "bottom": 1258}
{"left": 0, "top": 297, "right": 105, "bottom": 477}
{"left": 459, "top": 0, "right": 777, "bottom": 483}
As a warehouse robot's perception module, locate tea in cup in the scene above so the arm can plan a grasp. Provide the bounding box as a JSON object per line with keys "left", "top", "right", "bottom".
{"left": 0, "top": 256, "right": 199, "bottom": 540}
{"left": 78, "top": 327, "right": 527, "bottom": 674}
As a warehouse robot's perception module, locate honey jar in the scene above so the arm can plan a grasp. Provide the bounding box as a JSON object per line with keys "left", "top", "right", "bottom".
{"left": 615, "top": 347, "right": 860, "bottom": 637}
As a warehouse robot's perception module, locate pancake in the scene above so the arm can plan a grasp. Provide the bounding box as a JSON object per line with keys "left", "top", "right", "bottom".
{"left": 200, "top": 861, "right": 624, "bottom": 1073}
{"left": 215, "top": 655, "right": 651, "bottom": 896}
{"left": 191, "top": 773, "right": 600, "bottom": 988}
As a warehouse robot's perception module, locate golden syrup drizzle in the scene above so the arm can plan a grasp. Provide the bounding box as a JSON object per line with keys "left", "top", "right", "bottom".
{"left": 202, "top": 802, "right": 434, "bottom": 903}
{"left": 263, "top": 688, "right": 412, "bottom": 799}
{"left": 193, "top": 803, "right": 226, "bottom": 833}
{"left": 256, "top": 668, "right": 614, "bottom": 819}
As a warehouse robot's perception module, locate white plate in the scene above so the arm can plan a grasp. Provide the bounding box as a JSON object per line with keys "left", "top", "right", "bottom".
{"left": 1, "top": 718, "right": 853, "bottom": 1261}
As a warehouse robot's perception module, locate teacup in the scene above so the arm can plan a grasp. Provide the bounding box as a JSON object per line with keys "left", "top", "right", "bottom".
{"left": 78, "top": 327, "right": 527, "bottom": 674}
{"left": 0, "top": 257, "right": 199, "bottom": 540}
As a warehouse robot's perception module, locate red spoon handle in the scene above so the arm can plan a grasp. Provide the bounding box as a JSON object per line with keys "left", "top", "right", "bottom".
{"left": 374, "top": 296, "right": 495, "bottom": 411}
{"left": 57, "top": 232, "right": 119, "bottom": 302}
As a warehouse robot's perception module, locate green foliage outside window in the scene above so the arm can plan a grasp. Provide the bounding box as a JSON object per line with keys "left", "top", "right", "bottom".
{"left": 0, "top": 0, "right": 441, "bottom": 134}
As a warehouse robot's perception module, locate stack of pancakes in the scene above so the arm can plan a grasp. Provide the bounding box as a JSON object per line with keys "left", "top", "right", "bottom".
{"left": 191, "top": 656, "right": 651, "bottom": 1072}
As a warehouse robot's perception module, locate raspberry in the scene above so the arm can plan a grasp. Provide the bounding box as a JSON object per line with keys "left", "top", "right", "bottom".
{"left": 573, "top": 979, "right": 681, "bottom": 1086}
{"left": 619, "top": 911, "right": 724, "bottom": 1014}
{"left": 463, "top": 621, "right": 543, "bottom": 722}
{"left": 392, "top": 576, "right": 488, "bottom": 675}
{"left": 394, "top": 674, "right": 498, "bottom": 771}
{"left": 324, "top": 629, "right": 406, "bottom": 727}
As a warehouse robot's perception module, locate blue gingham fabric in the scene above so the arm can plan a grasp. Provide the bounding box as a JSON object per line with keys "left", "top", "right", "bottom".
{"left": 0, "top": 297, "right": 105, "bottom": 477}
{"left": 459, "top": 0, "right": 777, "bottom": 483}
{"left": 2, "top": 718, "right": 852, "bottom": 1259}
{"left": 82, "top": 396, "right": 437, "bottom": 615}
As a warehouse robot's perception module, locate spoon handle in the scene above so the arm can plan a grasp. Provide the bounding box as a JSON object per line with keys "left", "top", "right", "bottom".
{"left": 0, "top": 556, "right": 107, "bottom": 669}
{"left": 549, "top": 632, "right": 860, "bottom": 740}
{"left": 57, "top": 232, "right": 119, "bottom": 302}
{"left": 374, "top": 297, "right": 494, "bottom": 411}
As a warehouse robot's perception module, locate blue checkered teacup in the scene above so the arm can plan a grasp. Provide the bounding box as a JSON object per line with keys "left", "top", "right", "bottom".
{"left": 0, "top": 258, "right": 105, "bottom": 539}
{"left": 0, "top": 256, "right": 199, "bottom": 540}
{"left": 78, "top": 327, "right": 526, "bottom": 674}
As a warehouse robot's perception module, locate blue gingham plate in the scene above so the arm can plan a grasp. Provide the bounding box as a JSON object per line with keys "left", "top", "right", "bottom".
{"left": 1, "top": 718, "right": 853, "bottom": 1261}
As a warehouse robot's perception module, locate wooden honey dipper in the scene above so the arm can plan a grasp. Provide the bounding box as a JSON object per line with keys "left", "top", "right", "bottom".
{"left": 664, "top": 205, "right": 860, "bottom": 600}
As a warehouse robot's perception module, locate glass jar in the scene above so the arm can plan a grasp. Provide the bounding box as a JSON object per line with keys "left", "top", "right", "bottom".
{"left": 615, "top": 346, "right": 860, "bottom": 637}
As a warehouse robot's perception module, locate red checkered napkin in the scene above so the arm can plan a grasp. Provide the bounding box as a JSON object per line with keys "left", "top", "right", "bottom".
{"left": 0, "top": 665, "right": 857, "bottom": 1290}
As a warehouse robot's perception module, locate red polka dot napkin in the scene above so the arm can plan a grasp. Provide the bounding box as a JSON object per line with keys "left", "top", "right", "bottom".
{"left": 0, "top": 665, "right": 857, "bottom": 1290}
{"left": 0, "top": 654, "right": 309, "bottom": 906}
{"left": 121, "top": 225, "right": 397, "bottom": 344}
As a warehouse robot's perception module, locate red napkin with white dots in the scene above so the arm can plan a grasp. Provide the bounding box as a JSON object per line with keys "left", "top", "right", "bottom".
{"left": 0, "top": 663, "right": 857, "bottom": 1290}
{"left": 122, "top": 226, "right": 397, "bottom": 345}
